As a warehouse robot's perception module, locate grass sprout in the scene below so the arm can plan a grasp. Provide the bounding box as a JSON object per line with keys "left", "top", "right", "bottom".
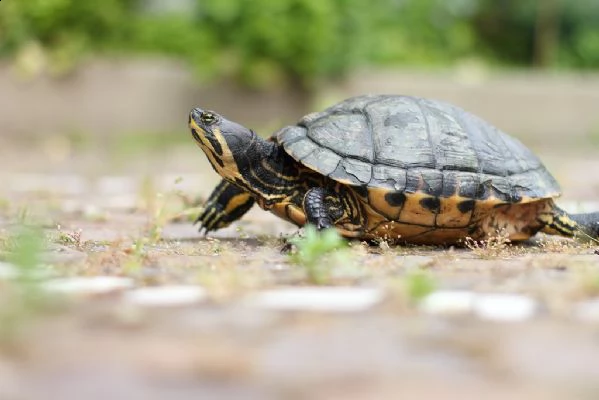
{"left": 288, "top": 225, "right": 350, "bottom": 285}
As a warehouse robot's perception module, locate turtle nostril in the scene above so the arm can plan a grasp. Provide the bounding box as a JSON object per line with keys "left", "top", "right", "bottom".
{"left": 190, "top": 108, "right": 202, "bottom": 120}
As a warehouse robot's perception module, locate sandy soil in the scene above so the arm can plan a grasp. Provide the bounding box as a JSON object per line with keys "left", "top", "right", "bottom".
{"left": 0, "top": 138, "right": 598, "bottom": 399}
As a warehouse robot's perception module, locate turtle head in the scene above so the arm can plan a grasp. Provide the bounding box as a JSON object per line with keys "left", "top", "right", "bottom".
{"left": 189, "top": 108, "right": 257, "bottom": 182}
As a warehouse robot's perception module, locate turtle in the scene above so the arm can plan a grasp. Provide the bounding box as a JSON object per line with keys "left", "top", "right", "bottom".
{"left": 188, "top": 94, "right": 599, "bottom": 245}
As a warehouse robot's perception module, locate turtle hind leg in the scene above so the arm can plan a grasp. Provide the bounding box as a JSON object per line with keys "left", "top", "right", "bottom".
{"left": 569, "top": 212, "right": 599, "bottom": 241}
{"left": 195, "top": 179, "right": 255, "bottom": 233}
{"left": 540, "top": 207, "right": 599, "bottom": 242}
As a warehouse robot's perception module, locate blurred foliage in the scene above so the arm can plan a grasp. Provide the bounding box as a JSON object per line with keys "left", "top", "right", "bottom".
{"left": 0, "top": 0, "right": 598, "bottom": 89}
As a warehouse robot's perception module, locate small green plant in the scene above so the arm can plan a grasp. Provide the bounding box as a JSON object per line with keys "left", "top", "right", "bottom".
{"left": 1, "top": 226, "right": 49, "bottom": 343}
{"left": 16, "top": 206, "right": 31, "bottom": 225}
{"left": 404, "top": 270, "right": 436, "bottom": 302}
{"left": 122, "top": 237, "right": 148, "bottom": 274}
{"left": 0, "top": 198, "right": 10, "bottom": 215}
{"left": 56, "top": 227, "right": 83, "bottom": 251}
{"left": 141, "top": 177, "right": 197, "bottom": 243}
{"left": 288, "top": 225, "right": 349, "bottom": 285}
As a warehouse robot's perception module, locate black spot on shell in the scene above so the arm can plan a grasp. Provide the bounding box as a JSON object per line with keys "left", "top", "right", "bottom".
{"left": 384, "top": 191, "right": 406, "bottom": 207}
{"left": 475, "top": 180, "right": 493, "bottom": 199}
{"left": 419, "top": 197, "right": 441, "bottom": 213}
{"left": 457, "top": 199, "right": 475, "bottom": 214}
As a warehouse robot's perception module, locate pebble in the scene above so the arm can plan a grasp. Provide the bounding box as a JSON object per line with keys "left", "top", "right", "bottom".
{"left": 123, "top": 285, "right": 207, "bottom": 307}
{"left": 421, "top": 290, "right": 538, "bottom": 322}
{"left": 0, "top": 262, "right": 17, "bottom": 280}
{"left": 0, "top": 262, "right": 55, "bottom": 280}
{"left": 100, "top": 194, "right": 138, "bottom": 210}
{"left": 473, "top": 293, "right": 537, "bottom": 322}
{"left": 43, "top": 276, "right": 135, "bottom": 296}
{"left": 420, "top": 290, "right": 477, "bottom": 316}
{"left": 9, "top": 173, "right": 86, "bottom": 195}
{"left": 96, "top": 176, "right": 138, "bottom": 195}
{"left": 245, "top": 287, "right": 384, "bottom": 313}
{"left": 573, "top": 298, "right": 599, "bottom": 322}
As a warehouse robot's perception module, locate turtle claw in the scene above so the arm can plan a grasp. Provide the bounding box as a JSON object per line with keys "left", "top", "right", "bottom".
{"left": 316, "top": 218, "right": 333, "bottom": 230}
{"left": 192, "top": 180, "right": 255, "bottom": 237}
{"left": 194, "top": 205, "right": 218, "bottom": 236}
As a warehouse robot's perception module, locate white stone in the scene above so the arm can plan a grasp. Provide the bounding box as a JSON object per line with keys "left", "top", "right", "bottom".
{"left": 96, "top": 176, "right": 138, "bottom": 195}
{"left": 245, "top": 287, "right": 384, "bottom": 312}
{"left": 420, "top": 290, "right": 476, "bottom": 316}
{"left": 0, "top": 262, "right": 18, "bottom": 280}
{"left": 101, "top": 194, "right": 138, "bottom": 210}
{"left": 473, "top": 294, "right": 537, "bottom": 322}
{"left": 0, "top": 262, "right": 55, "bottom": 280}
{"left": 573, "top": 298, "right": 599, "bottom": 322}
{"left": 10, "top": 174, "right": 86, "bottom": 195}
{"left": 43, "top": 276, "right": 135, "bottom": 295}
{"left": 123, "top": 285, "right": 207, "bottom": 307}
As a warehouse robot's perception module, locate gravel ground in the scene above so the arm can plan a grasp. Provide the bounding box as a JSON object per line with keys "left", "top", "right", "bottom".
{"left": 1, "top": 143, "right": 599, "bottom": 399}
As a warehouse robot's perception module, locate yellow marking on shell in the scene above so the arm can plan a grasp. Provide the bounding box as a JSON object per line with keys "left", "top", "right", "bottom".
{"left": 366, "top": 187, "right": 401, "bottom": 220}
{"left": 436, "top": 195, "right": 474, "bottom": 228}
{"left": 397, "top": 192, "right": 437, "bottom": 226}
{"left": 363, "top": 220, "right": 469, "bottom": 244}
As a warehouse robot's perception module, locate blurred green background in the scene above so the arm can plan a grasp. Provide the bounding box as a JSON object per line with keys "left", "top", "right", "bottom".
{"left": 0, "top": 0, "right": 598, "bottom": 178}
{"left": 2, "top": 0, "right": 598, "bottom": 89}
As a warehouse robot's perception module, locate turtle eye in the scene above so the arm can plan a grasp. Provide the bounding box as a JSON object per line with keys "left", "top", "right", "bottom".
{"left": 200, "top": 112, "right": 217, "bottom": 125}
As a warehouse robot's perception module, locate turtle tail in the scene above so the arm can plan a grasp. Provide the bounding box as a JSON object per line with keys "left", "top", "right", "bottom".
{"left": 540, "top": 207, "right": 599, "bottom": 242}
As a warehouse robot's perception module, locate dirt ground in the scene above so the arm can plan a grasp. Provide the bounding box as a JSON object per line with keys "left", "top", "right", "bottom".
{"left": 1, "top": 138, "right": 599, "bottom": 400}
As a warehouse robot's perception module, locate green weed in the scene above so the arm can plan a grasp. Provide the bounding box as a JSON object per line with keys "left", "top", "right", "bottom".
{"left": 1, "top": 226, "right": 51, "bottom": 344}
{"left": 404, "top": 270, "right": 436, "bottom": 302}
{"left": 141, "top": 176, "right": 196, "bottom": 244}
{"left": 56, "top": 227, "right": 83, "bottom": 251}
{"left": 288, "top": 225, "right": 350, "bottom": 285}
{"left": 122, "top": 237, "right": 148, "bottom": 275}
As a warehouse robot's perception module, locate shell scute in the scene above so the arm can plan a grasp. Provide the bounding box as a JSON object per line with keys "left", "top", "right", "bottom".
{"left": 277, "top": 95, "right": 561, "bottom": 213}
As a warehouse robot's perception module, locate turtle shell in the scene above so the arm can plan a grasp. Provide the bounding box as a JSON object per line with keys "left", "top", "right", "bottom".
{"left": 277, "top": 95, "right": 560, "bottom": 204}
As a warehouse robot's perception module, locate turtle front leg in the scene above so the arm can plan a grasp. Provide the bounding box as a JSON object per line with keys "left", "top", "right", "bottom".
{"left": 195, "top": 179, "right": 255, "bottom": 233}
{"left": 302, "top": 187, "right": 342, "bottom": 230}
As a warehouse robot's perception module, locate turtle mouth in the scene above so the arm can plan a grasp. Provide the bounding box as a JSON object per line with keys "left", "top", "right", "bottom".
{"left": 188, "top": 114, "right": 205, "bottom": 144}
{"left": 190, "top": 126, "right": 201, "bottom": 142}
